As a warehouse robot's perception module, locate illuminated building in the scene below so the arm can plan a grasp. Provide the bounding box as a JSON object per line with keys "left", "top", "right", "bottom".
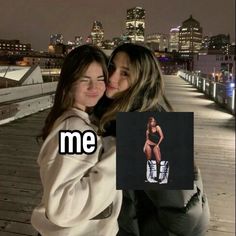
{"left": 50, "top": 34, "right": 64, "bottom": 45}
{"left": 208, "top": 34, "right": 230, "bottom": 54}
{"left": 169, "top": 26, "right": 180, "bottom": 52}
{"left": 179, "top": 15, "right": 203, "bottom": 58}
{"left": 91, "top": 21, "right": 104, "bottom": 47}
{"left": 0, "top": 39, "right": 31, "bottom": 52}
{"left": 201, "top": 36, "right": 210, "bottom": 50}
{"left": 112, "top": 36, "right": 131, "bottom": 47}
{"left": 126, "top": 6, "right": 145, "bottom": 42}
{"left": 146, "top": 33, "right": 169, "bottom": 51}
{"left": 75, "top": 36, "right": 83, "bottom": 46}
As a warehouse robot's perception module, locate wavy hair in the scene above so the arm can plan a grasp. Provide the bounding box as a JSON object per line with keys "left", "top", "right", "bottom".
{"left": 99, "top": 43, "right": 173, "bottom": 133}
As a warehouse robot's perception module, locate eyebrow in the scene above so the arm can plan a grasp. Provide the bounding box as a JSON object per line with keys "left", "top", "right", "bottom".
{"left": 121, "top": 66, "right": 129, "bottom": 71}
{"left": 109, "top": 62, "right": 129, "bottom": 71}
{"left": 82, "top": 75, "right": 104, "bottom": 78}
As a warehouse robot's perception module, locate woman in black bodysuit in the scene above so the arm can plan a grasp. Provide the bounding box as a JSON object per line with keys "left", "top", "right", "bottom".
{"left": 143, "top": 117, "right": 164, "bottom": 182}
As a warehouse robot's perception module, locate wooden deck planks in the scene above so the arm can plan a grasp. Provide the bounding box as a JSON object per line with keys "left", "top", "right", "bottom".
{"left": 0, "top": 75, "right": 235, "bottom": 235}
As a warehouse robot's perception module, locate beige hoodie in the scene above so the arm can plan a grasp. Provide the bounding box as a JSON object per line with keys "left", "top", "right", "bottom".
{"left": 31, "top": 108, "right": 122, "bottom": 236}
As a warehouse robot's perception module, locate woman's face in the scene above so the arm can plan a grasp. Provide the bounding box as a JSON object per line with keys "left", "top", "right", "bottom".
{"left": 72, "top": 62, "right": 106, "bottom": 111}
{"left": 150, "top": 118, "right": 156, "bottom": 127}
{"left": 106, "top": 52, "right": 133, "bottom": 98}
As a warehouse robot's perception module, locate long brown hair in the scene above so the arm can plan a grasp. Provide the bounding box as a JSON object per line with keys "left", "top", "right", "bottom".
{"left": 147, "top": 116, "right": 157, "bottom": 133}
{"left": 39, "top": 44, "right": 108, "bottom": 141}
{"left": 99, "top": 43, "right": 173, "bottom": 133}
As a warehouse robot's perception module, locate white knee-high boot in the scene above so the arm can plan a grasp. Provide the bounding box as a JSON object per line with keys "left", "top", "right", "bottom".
{"left": 158, "top": 160, "right": 169, "bottom": 184}
{"left": 146, "top": 160, "right": 157, "bottom": 183}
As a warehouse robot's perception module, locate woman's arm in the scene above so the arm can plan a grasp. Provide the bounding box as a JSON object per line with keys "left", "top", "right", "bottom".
{"left": 40, "top": 118, "right": 119, "bottom": 227}
{"left": 156, "top": 126, "right": 164, "bottom": 147}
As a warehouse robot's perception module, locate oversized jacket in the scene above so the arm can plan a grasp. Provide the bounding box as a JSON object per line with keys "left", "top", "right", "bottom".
{"left": 31, "top": 108, "right": 122, "bottom": 236}
{"left": 94, "top": 96, "right": 210, "bottom": 236}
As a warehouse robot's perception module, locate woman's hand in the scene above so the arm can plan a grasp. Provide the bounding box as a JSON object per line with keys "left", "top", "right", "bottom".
{"left": 156, "top": 144, "right": 160, "bottom": 149}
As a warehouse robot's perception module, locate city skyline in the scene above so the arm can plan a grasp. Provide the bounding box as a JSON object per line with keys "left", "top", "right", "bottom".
{"left": 0, "top": 0, "right": 235, "bottom": 51}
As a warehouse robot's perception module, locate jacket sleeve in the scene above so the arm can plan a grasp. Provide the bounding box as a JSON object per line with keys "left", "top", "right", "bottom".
{"left": 144, "top": 166, "right": 210, "bottom": 236}
{"left": 40, "top": 118, "right": 117, "bottom": 227}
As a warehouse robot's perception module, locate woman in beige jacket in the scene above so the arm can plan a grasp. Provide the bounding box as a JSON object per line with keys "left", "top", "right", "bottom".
{"left": 31, "top": 45, "right": 122, "bottom": 236}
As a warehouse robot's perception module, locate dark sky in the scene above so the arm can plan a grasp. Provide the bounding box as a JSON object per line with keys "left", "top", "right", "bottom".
{"left": 0, "top": 0, "right": 235, "bottom": 51}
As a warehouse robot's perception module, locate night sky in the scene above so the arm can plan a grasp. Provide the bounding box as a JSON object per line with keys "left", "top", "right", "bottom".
{"left": 0, "top": 0, "right": 235, "bottom": 51}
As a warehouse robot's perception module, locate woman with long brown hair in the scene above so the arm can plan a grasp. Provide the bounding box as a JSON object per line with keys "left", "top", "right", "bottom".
{"left": 31, "top": 44, "right": 122, "bottom": 236}
{"left": 94, "top": 43, "right": 209, "bottom": 236}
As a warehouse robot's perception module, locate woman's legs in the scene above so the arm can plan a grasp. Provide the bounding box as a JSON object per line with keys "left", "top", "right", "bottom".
{"left": 144, "top": 144, "right": 152, "bottom": 161}
{"left": 153, "top": 146, "right": 161, "bottom": 181}
{"left": 153, "top": 146, "right": 161, "bottom": 163}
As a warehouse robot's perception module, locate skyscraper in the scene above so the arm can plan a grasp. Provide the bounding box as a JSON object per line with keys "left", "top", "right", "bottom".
{"left": 91, "top": 21, "right": 104, "bottom": 47}
{"left": 169, "top": 26, "right": 180, "bottom": 52}
{"left": 179, "top": 15, "right": 203, "bottom": 58}
{"left": 126, "top": 7, "right": 145, "bottom": 42}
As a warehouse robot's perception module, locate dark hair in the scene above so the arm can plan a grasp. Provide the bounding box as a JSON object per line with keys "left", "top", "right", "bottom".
{"left": 147, "top": 117, "right": 157, "bottom": 133}
{"left": 39, "top": 44, "right": 108, "bottom": 141}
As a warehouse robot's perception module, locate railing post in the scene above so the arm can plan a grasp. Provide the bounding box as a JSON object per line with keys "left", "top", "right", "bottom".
{"left": 232, "top": 89, "right": 235, "bottom": 112}
{"left": 213, "top": 82, "right": 216, "bottom": 99}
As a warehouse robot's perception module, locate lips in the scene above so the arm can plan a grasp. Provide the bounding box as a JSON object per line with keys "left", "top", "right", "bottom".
{"left": 107, "top": 85, "right": 118, "bottom": 90}
{"left": 86, "top": 93, "right": 99, "bottom": 97}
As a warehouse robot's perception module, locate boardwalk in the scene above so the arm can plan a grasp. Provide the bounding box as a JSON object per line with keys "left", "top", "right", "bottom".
{"left": 164, "top": 75, "right": 235, "bottom": 236}
{"left": 0, "top": 75, "right": 235, "bottom": 235}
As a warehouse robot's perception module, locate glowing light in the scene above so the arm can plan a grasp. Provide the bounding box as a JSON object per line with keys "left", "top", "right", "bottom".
{"left": 230, "top": 83, "right": 235, "bottom": 88}
{"left": 213, "top": 83, "right": 216, "bottom": 98}
{"left": 232, "top": 89, "right": 235, "bottom": 110}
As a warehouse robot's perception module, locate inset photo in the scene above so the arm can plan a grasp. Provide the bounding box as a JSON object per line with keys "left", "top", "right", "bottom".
{"left": 116, "top": 112, "right": 194, "bottom": 190}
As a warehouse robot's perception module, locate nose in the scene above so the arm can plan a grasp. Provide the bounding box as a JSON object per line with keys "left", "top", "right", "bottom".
{"left": 109, "top": 71, "right": 120, "bottom": 84}
{"left": 88, "top": 81, "right": 97, "bottom": 90}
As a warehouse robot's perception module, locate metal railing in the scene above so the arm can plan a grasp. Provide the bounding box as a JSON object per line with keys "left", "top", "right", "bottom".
{"left": 178, "top": 70, "right": 235, "bottom": 115}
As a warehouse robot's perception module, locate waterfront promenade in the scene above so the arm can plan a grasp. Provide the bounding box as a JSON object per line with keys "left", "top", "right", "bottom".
{"left": 0, "top": 75, "right": 235, "bottom": 235}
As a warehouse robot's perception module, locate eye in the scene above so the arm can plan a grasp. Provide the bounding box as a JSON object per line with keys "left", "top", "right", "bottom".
{"left": 79, "top": 78, "right": 90, "bottom": 82}
{"left": 121, "top": 71, "right": 129, "bottom": 77}
{"left": 97, "top": 76, "right": 105, "bottom": 81}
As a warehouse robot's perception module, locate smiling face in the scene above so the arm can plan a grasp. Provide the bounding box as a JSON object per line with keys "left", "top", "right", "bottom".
{"left": 72, "top": 61, "right": 106, "bottom": 111}
{"left": 106, "top": 52, "right": 134, "bottom": 98}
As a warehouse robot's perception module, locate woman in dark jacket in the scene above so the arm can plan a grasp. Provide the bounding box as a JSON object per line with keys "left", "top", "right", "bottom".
{"left": 94, "top": 43, "right": 210, "bottom": 236}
